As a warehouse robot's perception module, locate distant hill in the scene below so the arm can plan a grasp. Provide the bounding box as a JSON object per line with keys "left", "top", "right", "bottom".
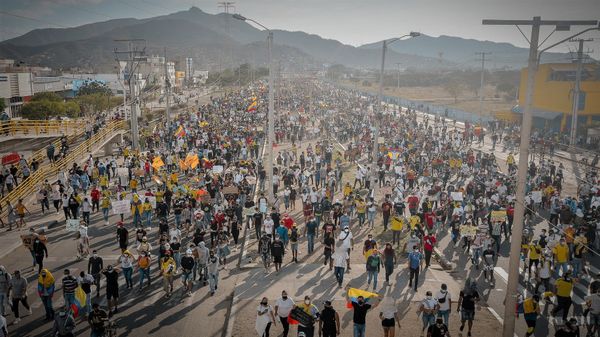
{"left": 0, "top": 7, "right": 574, "bottom": 72}
{"left": 359, "top": 34, "right": 570, "bottom": 69}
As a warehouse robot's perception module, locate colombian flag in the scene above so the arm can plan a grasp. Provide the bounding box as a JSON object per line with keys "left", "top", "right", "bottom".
{"left": 247, "top": 99, "right": 257, "bottom": 112}
{"left": 175, "top": 125, "right": 186, "bottom": 138}
{"left": 70, "top": 286, "right": 88, "bottom": 317}
{"left": 346, "top": 287, "right": 379, "bottom": 308}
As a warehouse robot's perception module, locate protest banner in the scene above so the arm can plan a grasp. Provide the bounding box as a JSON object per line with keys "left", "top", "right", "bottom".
{"left": 112, "top": 200, "right": 131, "bottom": 215}
{"left": 450, "top": 192, "right": 463, "bottom": 201}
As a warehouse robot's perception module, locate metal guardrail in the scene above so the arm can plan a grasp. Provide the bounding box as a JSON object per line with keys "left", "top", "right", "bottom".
{"left": 0, "top": 120, "right": 86, "bottom": 137}
{"left": 0, "top": 120, "right": 127, "bottom": 221}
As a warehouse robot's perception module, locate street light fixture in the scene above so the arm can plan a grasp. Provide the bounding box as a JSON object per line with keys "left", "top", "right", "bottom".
{"left": 371, "top": 32, "right": 420, "bottom": 198}
{"left": 233, "top": 13, "right": 276, "bottom": 203}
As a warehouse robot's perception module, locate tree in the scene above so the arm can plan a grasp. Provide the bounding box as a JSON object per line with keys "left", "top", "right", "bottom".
{"left": 31, "top": 92, "right": 62, "bottom": 102}
{"left": 21, "top": 100, "right": 67, "bottom": 119}
{"left": 77, "top": 81, "right": 112, "bottom": 96}
{"left": 443, "top": 80, "right": 464, "bottom": 103}
{"left": 0, "top": 99, "right": 6, "bottom": 112}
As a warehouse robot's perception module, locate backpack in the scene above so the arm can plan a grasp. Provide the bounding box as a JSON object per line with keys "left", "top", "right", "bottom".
{"left": 138, "top": 256, "right": 150, "bottom": 268}
{"left": 290, "top": 230, "right": 298, "bottom": 242}
{"left": 368, "top": 255, "right": 379, "bottom": 269}
{"left": 409, "top": 252, "right": 421, "bottom": 269}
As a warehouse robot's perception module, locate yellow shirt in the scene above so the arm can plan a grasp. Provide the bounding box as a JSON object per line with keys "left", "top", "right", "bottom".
{"left": 99, "top": 175, "right": 109, "bottom": 188}
{"left": 410, "top": 215, "right": 420, "bottom": 229}
{"left": 523, "top": 298, "right": 538, "bottom": 314}
{"left": 161, "top": 257, "right": 176, "bottom": 276}
{"left": 100, "top": 198, "right": 111, "bottom": 209}
{"left": 555, "top": 278, "right": 573, "bottom": 297}
{"left": 528, "top": 244, "right": 542, "bottom": 260}
{"left": 355, "top": 201, "right": 366, "bottom": 214}
{"left": 155, "top": 191, "right": 164, "bottom": 203}
{"left": 553, "top": 244, "right": 569, "bottom": 263}
{"left": 390, "top": 216, "right": 404, "bottom": 231}
{"left": 142, "top": 202, "right": 152, "bottom": 212}
{"left": 343, "top": 185, "right": 352, "bottom": 197}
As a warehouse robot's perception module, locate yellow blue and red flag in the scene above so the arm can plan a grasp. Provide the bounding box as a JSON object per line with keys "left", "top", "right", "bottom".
{"left": 346, "top": 287, "right": 378, "bottom": 308}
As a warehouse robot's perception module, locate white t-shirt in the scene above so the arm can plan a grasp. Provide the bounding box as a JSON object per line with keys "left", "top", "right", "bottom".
{"left": 338, "top": 231, "right": 353, "bottom": 250}
{"left": 332, "top": 250, "right": 349, "bottom": 268}
{"left": 435, "top": 290, "right": 452, "bottom": 311}
{"left": 275, "top": 297, "right": 295, "bottom": 317}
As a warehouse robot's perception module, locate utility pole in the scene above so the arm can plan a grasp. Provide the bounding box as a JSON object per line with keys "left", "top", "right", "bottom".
{"left": 395, "top": 62, "right": 401, "bottom": 89}
{"left": 570, "top": 38, "right": 592, "bottom": 146}
{"left": 164, "top": 48, "right": 171, "bottom": 147}
{"left": 482, "top": 17, "right": 598, "bottom": 337}
{"left": 114, "top": 39, "right": 147, "bottom": 151}
{"left": 217, "top": 1, "right": 235, "bottom": 13}
{"left": 475, "top": 52, "right": 491, "bottom": 124}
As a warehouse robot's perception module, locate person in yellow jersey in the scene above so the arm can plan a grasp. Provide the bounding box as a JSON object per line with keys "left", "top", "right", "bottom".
{"left": 390, "top": 214, "right": 404, "bottom": 246}
{"left": 129, "top": 176, "right": 138, "bottom": 193}
{"left": 142, "top": 198, "right": 153, "bottom": 228}
{"left": 294, "top": 295, "right": 319, "bottom": 337}
{"left": 552, "top": 238, "right": 569, "bottom": 278}
{"left": 100, "top": 196, "right": 111, "bottom": 225}
{"left": 552, "top": 271, "right": 574, "bottom": 321}
{"left": 526, "top": 240, "right": 542, "bottom": 279}
{"left": 99, "top": 174, "right": 109, "bottom": 190}
{"left": 523, "top": 294, "right": 540, "bottom": 337}
{"left": 160, "top": 251, "right": 176, "bottom": 298}
{"left": 130, "top": 194, "right": 142, "bottom": 227}
{"left": 343, "top": 182, "right": 353, "bottom": 198}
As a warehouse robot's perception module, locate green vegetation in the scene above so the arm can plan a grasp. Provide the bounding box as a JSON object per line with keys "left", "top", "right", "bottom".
{"left": 20, "top": 82, "right": 122, "bottom": 119}
{"left": 208, "top": 63, "right": 269, "bottom": 86}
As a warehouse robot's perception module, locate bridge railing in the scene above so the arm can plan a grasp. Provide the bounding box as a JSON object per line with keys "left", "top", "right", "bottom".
{"left": 0, "top": 120, "right": 87, "bottom": 138}
{"left": 0, "top": 120, "right": 127, "bottom": 221}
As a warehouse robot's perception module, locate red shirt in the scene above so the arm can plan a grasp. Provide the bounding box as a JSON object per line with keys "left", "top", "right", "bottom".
{"left": 424, "top": 235, "right": 436, "bottom": 251}
{"left": 408, "top": 196, "right": 419, "bottom": 209}
{"left": 91, "top": 189, "right": 100, "bottom": 201}
{"left": 282, "top": 217, "right": 294, "bottom": 230}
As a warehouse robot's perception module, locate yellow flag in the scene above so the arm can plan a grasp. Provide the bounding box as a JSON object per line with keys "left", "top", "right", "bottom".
{"left": 152, "top": 157, "right": 164, "bottom": 169}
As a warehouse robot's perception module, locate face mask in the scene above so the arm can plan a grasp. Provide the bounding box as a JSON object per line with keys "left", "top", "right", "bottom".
{"left": 344, "top": 229, "right": 349, "bottom": 233}
{"left": 358, "top": 300, "right": 364, "bottom": 304}
{"left": 261, "top": 301, "right": 267, "bottom": 306}
{"left": 282, "top": 295, "right": 288, "bottom": 300}
{"left": 93, "top": 254, "right": 98, "bottom": 258}
{"left": 426, "top": 296, "right": 432, "bottom": 300}
{"left": 304, "top": 300, "right": 310, "bottom": 305}
{"left": 41, "top": 273, "right": 47, "bottom": 277}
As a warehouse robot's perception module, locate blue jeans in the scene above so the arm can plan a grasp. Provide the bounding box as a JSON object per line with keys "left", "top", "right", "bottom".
{"left": 209, "top": 272, "right": 218, "bottom": 293}
{"left": 555, "top": 262, "right": 568, "bottom": 278}
{"left": 334, "top": 266, "right": 345, "bottom": 286}
{"left": 353, "top": 323, "right": 366, "bottom": 337}
{"left": 0, "top": 293, "right": 7, "bottom": 316}
{"left": 175, "top": 214, "right": 182, "bottom": 227}
{"left": 41, "top": 296, "right": 54, "bottom": 318}
{"left": 138, "top": 268, "right": 151, "bottom": 288}
{"left": 102, "top": 208, "right": 109, "bottom": 222}
{"left": 133, "top": 212, "right": 141, "bottom": 226}
{"left": 307, "top": 234, "right": 315, "bottom": 254}
{"left": 571, "top": 258, "right": 582, "bottom": 278}
{"left": 122, "top": 267, "right": 133, "bottom": 286}
{"left": 367, "top": 270, "right": 378, "bottom": 290}
{"left": 438, "top": 309, "right": 450, "bottom": 326}
{"left": 83, "top": 211, "right": 90, "bottom": 224}
{"left": 64, "top": 293, "right": 75, "bottom": 310}
{"left": 144, "top": 211, "right": 152, "bottom": 227}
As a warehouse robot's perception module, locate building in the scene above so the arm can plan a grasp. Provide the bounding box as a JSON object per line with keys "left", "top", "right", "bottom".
{"left": 185, "top": 57, "right": 193, "bottom": 84}
{"left": 498, "top": 62, "right": 600, "bottom": 132}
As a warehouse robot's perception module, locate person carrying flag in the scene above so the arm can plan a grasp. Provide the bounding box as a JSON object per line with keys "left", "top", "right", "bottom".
{"left": 344, "top": 285, "right": 382, "bottom": 337}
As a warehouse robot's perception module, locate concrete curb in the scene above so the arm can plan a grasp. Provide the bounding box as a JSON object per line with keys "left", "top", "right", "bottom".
{"left": 433, "top": 247, "right": 453, "bottom": 270}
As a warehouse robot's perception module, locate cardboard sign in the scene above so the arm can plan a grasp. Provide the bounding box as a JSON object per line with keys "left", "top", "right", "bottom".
{"left": 222, "top": 186, "right": 239, "bottom": 195}
{"left": 490, "top": 210, "right": 507, "bottom": 223}
{"left": 112, "top": 200, "right": 131, "bottom": 215}
{"left": 289, "top": 306, "right": 314, "bottom": 327}
{"left": 531, "top": 191, "right": 542, "bottom": 203}
{"left": 66, "top": 219, "right": 80, "bottom": 232}
{"left": 117, "top": 167, "right": 129, "bottom": 178}
{"left": 212, "top": 165, "right": 224, "bottom": 174}
{"left": 460, "top": 225, "right": 478, "bottom": 237}
{"left": 450, "top": 192, "right": 463, "bottom": 201}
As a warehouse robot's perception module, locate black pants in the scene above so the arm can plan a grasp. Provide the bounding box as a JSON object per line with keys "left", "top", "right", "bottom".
{"left": 322, "top": 331, "right": 336, "bottom": 337}
{"left": 425, "top": 250, "right": 433, "bottom": 267}
{"left": 298, "top": 325, "right": 314, "bottom": 337}
{"left": 12, "top": 296, "right": 30, "bottom": 318}
{"left": 383, "top": 215, "right": 390, "bottom": 230}
{"left": 262, "top": 322, "right": 272, "bottom": 337}
{"left": 35, "top": 255, "right": 44, "bottom": 273}
{"left": 232, "top": 230, "right": 240, "bottom": 245}
{"left": 409, "top": 267, "right": 419, "bottom": 290}
{"left": 552, "top": 295, "right": 572, "bottom": 321}
{"left": 279, "top": 316, "right": 290, "bottom": 337}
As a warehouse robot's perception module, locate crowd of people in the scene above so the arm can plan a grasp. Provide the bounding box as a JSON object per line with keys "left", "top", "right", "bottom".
{"left": 0, "top": 80, "right": 598, "bottom": 337}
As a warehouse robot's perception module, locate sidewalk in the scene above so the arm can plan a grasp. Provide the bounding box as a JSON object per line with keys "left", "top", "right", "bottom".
{"left": 229, "top": 262, "right": 502, "bottom": 337}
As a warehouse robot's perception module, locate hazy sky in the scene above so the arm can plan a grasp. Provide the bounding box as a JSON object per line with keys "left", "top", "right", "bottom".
{"left": 2, "top": 0, "right": 600, "bottom": 57}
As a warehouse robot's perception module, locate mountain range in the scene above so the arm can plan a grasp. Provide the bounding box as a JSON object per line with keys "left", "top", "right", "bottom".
{"left": 0, "top": 7, "right": 572, "bottom": 73}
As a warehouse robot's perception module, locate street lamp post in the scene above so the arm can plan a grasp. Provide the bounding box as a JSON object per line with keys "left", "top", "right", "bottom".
{"left": 371, "top": 32, "right": 419, "bottom": 199}
{"left": 482, "top": 17, "right": 598, "bottom": 337}
{"left": 233, "top": 14, "right": 275, "bottom": 203}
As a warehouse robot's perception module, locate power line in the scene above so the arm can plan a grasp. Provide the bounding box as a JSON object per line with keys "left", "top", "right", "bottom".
{"left": 217, "top": 1, "right": 235, "bottom": 13}
{"left": 0, "top": 10, "right": 69, "bottom": 28}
